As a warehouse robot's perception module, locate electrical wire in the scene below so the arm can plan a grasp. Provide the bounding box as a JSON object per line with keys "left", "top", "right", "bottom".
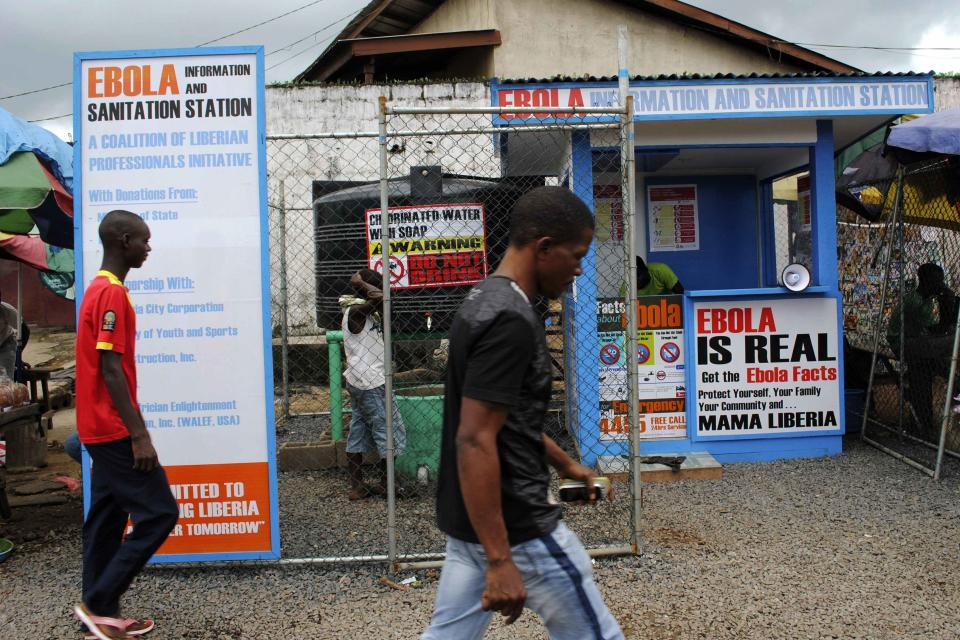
{"left": 195, "top": 0, "right": 329, "bottom": 47}
{"left": 265, "top": 11, "right": 357, "bottom": 71}
{"left": 1, "top": 0, "right": 339, "bottom": 101}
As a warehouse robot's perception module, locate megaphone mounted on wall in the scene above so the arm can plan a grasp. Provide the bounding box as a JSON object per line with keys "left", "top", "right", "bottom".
{"left": 781, "top": 263, "right": 811, "bottom": 292}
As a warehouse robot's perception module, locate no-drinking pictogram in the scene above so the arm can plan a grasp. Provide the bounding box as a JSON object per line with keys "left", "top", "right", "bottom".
{"left": 660, "top": 341, "right": 680, "bottom": 363}
{"left": 599, "top": 343, "right": 621, "bottom": 366}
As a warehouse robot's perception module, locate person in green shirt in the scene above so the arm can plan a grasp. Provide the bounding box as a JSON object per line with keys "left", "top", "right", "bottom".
{"left": 886, "top": 262, "right": 959, "bottom": 438}
{"left": 619, "top": 256, "right": 684, "bottom": 296}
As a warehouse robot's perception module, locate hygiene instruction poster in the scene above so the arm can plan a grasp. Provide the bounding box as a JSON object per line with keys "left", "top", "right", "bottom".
{"left": 647, "top": 185, "right": 699, "bottom": 251}
{"left": 365, "top": 203, "right": 488, "bottom": 289}
{"left": 693, "top": 297, "right": 841, "bottom": 437}
{"left": 75, "top": 47, "right": 277, "bottom": 560}
{"left": 597, "top": 296, "right": 687, "bottom": 441}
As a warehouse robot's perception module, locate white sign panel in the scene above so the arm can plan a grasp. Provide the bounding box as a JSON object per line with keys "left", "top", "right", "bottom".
{"left": 76, "top": 48, "right": 275, "bottom": 559}
{"left": 694, "top": 297, "right": 841, "bottom": 437}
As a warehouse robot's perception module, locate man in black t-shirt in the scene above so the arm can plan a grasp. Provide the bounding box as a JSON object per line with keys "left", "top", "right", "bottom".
{"left": 422, "top": 187, "right": 624, "bottom": 640}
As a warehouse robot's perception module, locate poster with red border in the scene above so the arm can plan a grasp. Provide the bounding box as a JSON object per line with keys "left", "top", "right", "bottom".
{"left": 365, "top": 203, "right": 488, "bottom": 289}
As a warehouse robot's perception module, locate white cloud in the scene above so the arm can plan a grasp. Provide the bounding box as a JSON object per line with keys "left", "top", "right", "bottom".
{"left": 907, "top": 23, "right": 960, "bottom": 73}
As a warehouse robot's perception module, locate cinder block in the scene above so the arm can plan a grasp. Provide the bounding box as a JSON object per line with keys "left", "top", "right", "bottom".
{"left": 278, "top": 442, "right": 338, "bottom": 472}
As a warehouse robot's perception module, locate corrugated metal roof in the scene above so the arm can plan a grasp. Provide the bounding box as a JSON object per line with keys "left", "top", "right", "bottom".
{"left": 498, "top": 71, "right": 935, "bottom": 84}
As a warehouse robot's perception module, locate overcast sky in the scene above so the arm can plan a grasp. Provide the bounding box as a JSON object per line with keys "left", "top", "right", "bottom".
{"left": 2, "top": 0, "right": 959, "bottom": 140}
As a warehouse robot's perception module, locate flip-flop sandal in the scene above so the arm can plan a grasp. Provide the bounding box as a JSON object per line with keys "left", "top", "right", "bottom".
{"left": 73, "top": 604, "right": 133, "bottom": 640}
{"left": 83, "top": 618, "right": 155, "bottom": 639}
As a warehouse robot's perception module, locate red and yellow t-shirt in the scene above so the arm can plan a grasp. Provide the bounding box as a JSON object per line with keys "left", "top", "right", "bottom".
{"left": 76, "top": 270, "right": 138, "bottom": 444}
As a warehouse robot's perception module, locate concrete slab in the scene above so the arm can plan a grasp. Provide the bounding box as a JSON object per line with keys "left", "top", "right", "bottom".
{"left": 598, "top": 451, "right": 723, "bottom": 483}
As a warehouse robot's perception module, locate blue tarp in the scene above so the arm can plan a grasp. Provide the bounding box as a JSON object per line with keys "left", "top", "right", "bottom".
{"left": 0, "top": 107, "right": 73, "bottom": 193}
{"left": 887, "top": 108, "right": 960, "bottom": 156}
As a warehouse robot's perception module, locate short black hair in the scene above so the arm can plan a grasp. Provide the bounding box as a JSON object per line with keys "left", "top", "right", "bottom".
{"left": 918, "top": 262, "right": 944, "bottom": 284}
{"left": 98, "top": 210, "right": 145, "bottom": 246}
{"left": 509, "top": 186, "right": 594, "bottom": 247}
{"left": 358, "top": 267, "right": 383, "bottom": 290}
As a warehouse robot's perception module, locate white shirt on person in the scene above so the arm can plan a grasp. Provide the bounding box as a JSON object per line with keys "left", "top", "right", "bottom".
{"left": 341, "top": 307, "right": 385, "bottom": 390}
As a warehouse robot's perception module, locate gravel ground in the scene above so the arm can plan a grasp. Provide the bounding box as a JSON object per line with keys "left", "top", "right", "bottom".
{"left": 276, "top": 413, "right": 334, "bottom": 446}
{"left": 2, "top": 437, "right": 959, "bottom": 639}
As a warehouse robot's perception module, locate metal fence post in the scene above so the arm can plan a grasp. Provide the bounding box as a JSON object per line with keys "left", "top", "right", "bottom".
{"left": 278, "top": 180, "right": 290, "bottom": 420}
{"left": 934, "top": 312, "right": 960, "bottom": 480}
{"left": 379, "top": 95, "right": 398, "bottom": 572}
{"left": 618, "top": 25, "right": 643, "bottom": 555}
{"left": 861, "top": 167, "right": 902, "bottom": 440}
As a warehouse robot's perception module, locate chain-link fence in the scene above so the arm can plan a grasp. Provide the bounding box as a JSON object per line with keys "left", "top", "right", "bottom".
{"left": 839, "top": 157, "right": 960, "bottom": 479}
{"left": 266, "top": 102, "right": 642, "bottom": 566}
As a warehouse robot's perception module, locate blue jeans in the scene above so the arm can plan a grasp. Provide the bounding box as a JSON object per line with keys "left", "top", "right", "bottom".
{"left": 345, "top": 383, "right": 406, "bottom": 458}
{"left": 422, "top": 522, "right": 624, "bottom": 640}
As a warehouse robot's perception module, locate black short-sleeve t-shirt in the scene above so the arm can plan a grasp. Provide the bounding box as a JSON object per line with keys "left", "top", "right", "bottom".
{"left": 436, "top": 275, "right": 560, "bottom": 545}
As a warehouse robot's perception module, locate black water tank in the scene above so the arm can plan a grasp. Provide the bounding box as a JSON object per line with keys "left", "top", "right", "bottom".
{"left": 314, "top": 170, "right": 527, "bottom": 333}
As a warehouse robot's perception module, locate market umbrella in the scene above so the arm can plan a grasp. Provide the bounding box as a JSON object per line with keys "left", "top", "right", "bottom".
{"left": 835, "top": 143, "right": 896, "bottom": 222}
{"left": 888, "top": 107, "right": 960, "bottom": 156}
{"left": 0, "top": 152, "right": 73, "bottom": 248}
{"left": 0, "top": 231, "right": 74, "bottom": 273}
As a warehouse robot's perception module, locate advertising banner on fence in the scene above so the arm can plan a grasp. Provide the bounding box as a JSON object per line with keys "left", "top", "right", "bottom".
{"left": 75, "top": 47, "right": 277, "bottom": 561}
{"left": 694, "top": 297, "right": 841, "bottom": 438}
{"left": 366, "top": 203, "right": 488, "bottom": 289}
{"left": 597, "top": 296, "right": 687, "bottom": 441}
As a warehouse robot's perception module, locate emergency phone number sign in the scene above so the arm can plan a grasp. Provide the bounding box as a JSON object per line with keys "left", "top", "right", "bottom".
{"left": 365, "top": 203, "right": 488, "bottom": 289}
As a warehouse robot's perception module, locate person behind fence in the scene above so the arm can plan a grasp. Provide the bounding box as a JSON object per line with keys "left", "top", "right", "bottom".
{"left": 340, "top": 268, "right": 406, "bottom": 501}
{"left": 0, "top": 289, "right": 27, "bottom": 381}
{"left": 421, "top": 186, "right": 624, "bottom": 640}
{"left": 73, "top": 211, "right": 178, "bottom": 640}
{"left": 619, "top": 255, "right": 683, "bottom": 297}
{"left": 887, "top": 262, "right": 960, "bottom": 438}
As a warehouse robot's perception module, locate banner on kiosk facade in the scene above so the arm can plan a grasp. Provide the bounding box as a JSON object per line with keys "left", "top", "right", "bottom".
{"left": 694, "top": 297, "right": 841, "bottom": 437}
{"left": 75, "top": 47, "right": 277, "bottom": 560}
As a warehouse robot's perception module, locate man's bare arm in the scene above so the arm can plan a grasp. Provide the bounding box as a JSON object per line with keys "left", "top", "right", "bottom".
{"left": 456, "top": 397, "right": 526, "bottom": 624}
{"left": 101, "top": 351, "right": 158, "bottom": 472}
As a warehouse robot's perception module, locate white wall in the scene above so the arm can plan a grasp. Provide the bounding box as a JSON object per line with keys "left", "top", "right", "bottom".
{"left": 935, "top": 76, "right": 960, "bottom": 111}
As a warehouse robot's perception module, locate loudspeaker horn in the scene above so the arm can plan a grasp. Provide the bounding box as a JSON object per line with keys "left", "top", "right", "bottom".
{"left": 781, "top": 263, "right": 811, "bottom": 292}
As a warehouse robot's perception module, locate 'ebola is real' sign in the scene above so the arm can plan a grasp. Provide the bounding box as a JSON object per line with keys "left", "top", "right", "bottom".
{"left": 694, "top": 297, "right": 841, "bottom": 437}
{"left": 366, "top": 203, "right": 487, "bottom": 289}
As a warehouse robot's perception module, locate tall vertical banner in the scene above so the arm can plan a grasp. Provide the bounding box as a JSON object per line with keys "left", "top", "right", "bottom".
{"left": 74, "top": 47, "right": 277, "bottom": 561}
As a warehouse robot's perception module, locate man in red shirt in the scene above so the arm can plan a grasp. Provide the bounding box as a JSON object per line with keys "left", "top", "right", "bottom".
{"left": 73, "top": 210, "right": 178, "bottom": 640}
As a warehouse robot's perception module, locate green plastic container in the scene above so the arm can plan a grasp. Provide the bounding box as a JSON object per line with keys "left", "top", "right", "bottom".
{"left": 395, "top": 394, "right": 444, "bottom": 482}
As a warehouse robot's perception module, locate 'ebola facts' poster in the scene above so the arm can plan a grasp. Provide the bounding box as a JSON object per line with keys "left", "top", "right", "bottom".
{"left": 76, "top": 48, "right": 277, "bottom": 561}
{"left": 366, "top": 203, "right": 488, "bottom": 289}
{"left": 694, "top": 297, "right": 841, "bottom": 437}
{"left": 597, "top": 296, "right": 687, "bottom": 441}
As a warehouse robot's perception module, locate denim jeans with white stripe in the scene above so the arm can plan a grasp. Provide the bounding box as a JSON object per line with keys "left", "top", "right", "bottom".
{"left": 421, "top": 521, "right": 624, "bottom": 640}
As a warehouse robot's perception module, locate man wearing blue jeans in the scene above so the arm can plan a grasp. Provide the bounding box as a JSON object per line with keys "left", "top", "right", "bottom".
{"left": 341, "top": 268, "right": 406, "bottom": 500}
{"left": 422, "top": 187, "right": 624, "bottom": 639}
